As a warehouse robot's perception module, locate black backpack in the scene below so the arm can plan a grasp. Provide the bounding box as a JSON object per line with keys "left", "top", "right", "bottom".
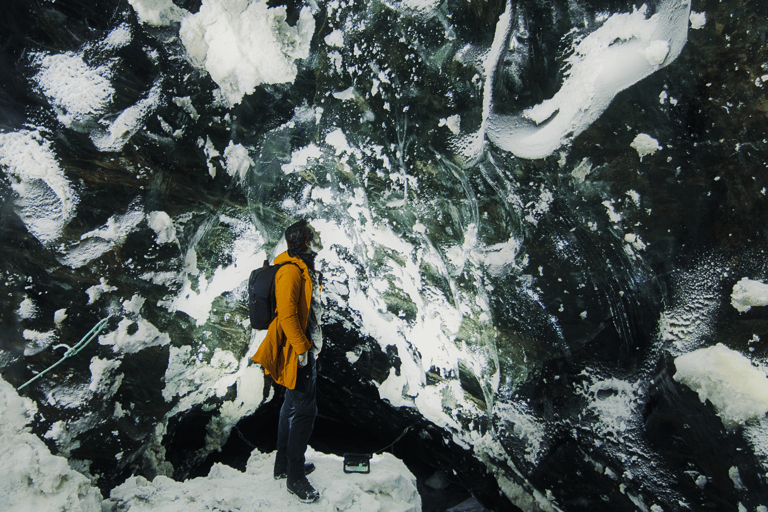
{"left": 248, "top": 260, "right": 300, "bottom": 330}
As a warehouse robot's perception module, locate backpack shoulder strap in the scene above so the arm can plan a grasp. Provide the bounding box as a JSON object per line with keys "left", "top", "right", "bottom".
{"left": 276, "top": 261, "right": 302, "bottom": 277}
{"left": 269, "top": 262, "right": 304, "bottom": 316}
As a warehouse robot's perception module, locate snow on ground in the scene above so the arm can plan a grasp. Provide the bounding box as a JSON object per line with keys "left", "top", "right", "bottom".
{"left": 0, "top": 376, "right": 103, "bottom": 512}
{"left": 108, "top": 448, "right": 420, "bottom": 512}
{"left": 0, "top": 375, "right": 421, "bottom": 511}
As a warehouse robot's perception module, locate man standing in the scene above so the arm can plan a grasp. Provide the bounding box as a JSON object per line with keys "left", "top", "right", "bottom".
{"left": 252, "top": 219, "right": 324, "bottom": 503}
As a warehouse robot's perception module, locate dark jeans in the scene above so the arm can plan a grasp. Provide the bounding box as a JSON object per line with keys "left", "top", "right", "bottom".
{"left": 275, "top": 352, "right": 317, "bottom": 481}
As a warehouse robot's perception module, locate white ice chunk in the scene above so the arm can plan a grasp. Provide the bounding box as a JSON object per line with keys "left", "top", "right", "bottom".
{"left": 179, "top": 0, "right": 315, "bottom": 106}
{"left": 18, "top": 297, "right": 38, "bottom": 320}
{"left": 438, "top": 115, "right": 461, "bottom": 135}
{"left": 91, "top": 80, "right": 163, "bottom": 152}
{"left": 324, "top": 29, "right": 344, "bottom": 47}
{"left": 172, "top": 96, "right": 200, "bottom": 120}
{"left": 690, "top": 11, "right": 706, "bottom": 30}
{"left": 86, "top": 278, "right": 118, "bottom": 305}
{"left": 674, "top": 343, "right": 768, "bottom": 426}
{"left": 731, "top": 277, "right": 768, "bottom": 313}
{"left": 54, "top": 309, "right": 68, "bottom": 326}
{"left": 223, "top": 141, "right": 254, "bottom": 181}
{"left": 631, "top": 133, "right": 662, "bottom": 160}
{"left": 127, "top": 0, "right": 187, "bottom": 26}
{"left": 89, "top": 356, "right": 122, "bottom": 395}
{"left": 148, "top": 211, "right": 178, "bottom": 245}
{"left": 281, "top": 143, "right": 323, "bottom": 174}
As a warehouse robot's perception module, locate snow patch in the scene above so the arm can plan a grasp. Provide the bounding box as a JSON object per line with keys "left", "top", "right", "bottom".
{"left": 0, "top": 131, "right": 78, "bottom": 246}
{"left": 32, "top": 52, "right": 114, "bottom": 128}
{"left": 0, "top": 376, "right": 103, "bottom": 512}
{"left": 630, "top": 133, "right": 662, "bottom": 160}
{"left": 731, "top": 277, "right": 768, "bottom": 313}
{"left": 107, "top": 448, "right": 419, "bottom": 511}
{"left": 179, "top": 0, "right": 315, "bottom": 106}
{"left": 690, "top": 11, "right": 706, "bottom": 30}
{"left": 674, "top": 343, "right": 768, "bottom": 426}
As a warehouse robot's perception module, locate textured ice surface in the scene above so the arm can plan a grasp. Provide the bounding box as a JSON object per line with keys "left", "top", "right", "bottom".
{"left": 4, "top": 0, "right": 768, "bottom": 509}
{"left": 0, "top": 131, "right": 78, "bottom": 246}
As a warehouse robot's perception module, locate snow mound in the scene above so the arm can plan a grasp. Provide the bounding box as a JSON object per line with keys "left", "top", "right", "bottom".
{"left": 107, "top": 448, "right": 421, "bottom": 511}
{"left": 0, "top": 377, "right": 103, "bottom": 512}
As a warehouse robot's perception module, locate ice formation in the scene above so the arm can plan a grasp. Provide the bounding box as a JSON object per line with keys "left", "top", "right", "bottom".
{"left": 179, "top": 0, "right": 315, "bottom": 106}
{"left": 0, "top": 131, "right": 78, "bottom": 246}
{"left": 674, "top": 343, "right": 768, "bottom": 426}
{"left": 731, "top": 277, "right": 768, "bottom": 313}
{"left": 485, "top": 0, "right": 691, "bottom": 159}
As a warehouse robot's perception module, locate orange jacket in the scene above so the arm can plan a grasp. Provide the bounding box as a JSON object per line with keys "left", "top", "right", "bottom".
{"left": 251, "top": 251, "right": 313, "bottom": 390}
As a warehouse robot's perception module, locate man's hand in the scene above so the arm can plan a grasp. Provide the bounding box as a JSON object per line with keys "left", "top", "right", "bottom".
{"left": 298, "top": 351, "right": 308, "bottom": 367}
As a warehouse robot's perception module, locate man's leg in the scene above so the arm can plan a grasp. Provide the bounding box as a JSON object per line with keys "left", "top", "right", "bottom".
{"left": 285, "top": 353, "right": 319, "bottom": 503}
{"left": 287, "top": 353, "right": 317, "bottom": 481}
{"left": 273, "top": 389, "right": 294, "bottom": 478}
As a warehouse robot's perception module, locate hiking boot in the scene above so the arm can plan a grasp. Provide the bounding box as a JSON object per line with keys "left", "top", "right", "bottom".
{"left": 287, "top": 476, "right": 320, "bottom": 503}
{"left": 274, "top": 462, "right": 316, "bottom": 480}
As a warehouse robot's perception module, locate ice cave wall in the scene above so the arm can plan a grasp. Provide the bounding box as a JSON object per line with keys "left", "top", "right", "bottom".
{"left": 2, "top": 0, "right": 768, "bottom": 510}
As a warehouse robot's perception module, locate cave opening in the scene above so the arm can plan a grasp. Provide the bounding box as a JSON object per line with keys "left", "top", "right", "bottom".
{"left": 188, "top": 375, "right": 486, "bottom": 512}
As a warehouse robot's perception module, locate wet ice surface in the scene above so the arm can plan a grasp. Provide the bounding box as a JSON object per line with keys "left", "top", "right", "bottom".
{"left": 2, "top": 0, "right": 768, "bottom": 510}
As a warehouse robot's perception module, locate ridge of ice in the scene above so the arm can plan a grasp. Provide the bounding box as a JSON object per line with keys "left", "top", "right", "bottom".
{"left": 485, "top": 0, "right": 690, "bottom": 159}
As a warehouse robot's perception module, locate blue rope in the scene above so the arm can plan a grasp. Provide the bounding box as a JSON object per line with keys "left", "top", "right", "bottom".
{"left": 18, "top": 316, "right": 111, "bottom": 391}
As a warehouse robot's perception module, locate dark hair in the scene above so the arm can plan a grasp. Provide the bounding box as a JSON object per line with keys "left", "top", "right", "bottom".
{"left": 285, "top": 219, "right": 313, "bottom": 257}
